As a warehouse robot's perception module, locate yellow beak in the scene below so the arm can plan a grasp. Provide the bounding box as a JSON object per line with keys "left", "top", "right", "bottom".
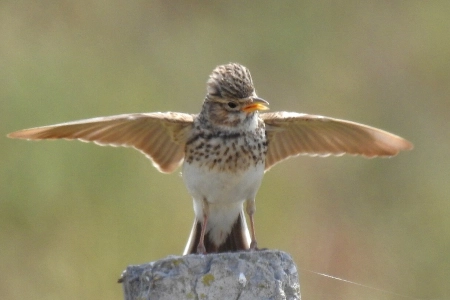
{"left": 242, "top": 97, "right": 270, "bottom": 113}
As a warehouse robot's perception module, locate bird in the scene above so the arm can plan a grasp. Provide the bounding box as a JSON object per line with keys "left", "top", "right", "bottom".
{"left": 8, "top": 63, "right": 413, "bottom": 255}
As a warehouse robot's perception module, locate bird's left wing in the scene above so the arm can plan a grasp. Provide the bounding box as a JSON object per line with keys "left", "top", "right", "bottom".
{"left": 8, "top": 112, "right": 195, "bottom": 173}
{"left": 261, "top": 112, "right": 413, "bottom": 171}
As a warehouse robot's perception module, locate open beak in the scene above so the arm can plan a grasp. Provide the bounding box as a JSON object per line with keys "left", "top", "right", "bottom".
{"left": 242, "top": 97, "right": 270, "bottom": 113}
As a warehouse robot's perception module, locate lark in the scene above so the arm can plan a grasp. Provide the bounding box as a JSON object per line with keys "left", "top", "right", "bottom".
{"left": 8, "top": 63, "right": 413, "bottom": 254}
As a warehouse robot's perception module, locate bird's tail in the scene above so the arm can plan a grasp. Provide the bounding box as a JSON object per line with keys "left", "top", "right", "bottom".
{"left": 183, "top": 210, "right": 250, "bottom": 255}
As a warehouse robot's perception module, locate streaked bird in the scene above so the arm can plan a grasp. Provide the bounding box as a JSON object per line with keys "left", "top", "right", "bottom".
{"left": 8, "top": 63, "right": 413, "bottom": 254}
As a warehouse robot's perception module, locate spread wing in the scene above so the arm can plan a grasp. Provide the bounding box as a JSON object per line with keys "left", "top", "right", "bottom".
{"left": 261, "top": 112, "right": 413, "bottom": 171}
{"left": 8, "top": 112, "right": 195, "bottom": 173}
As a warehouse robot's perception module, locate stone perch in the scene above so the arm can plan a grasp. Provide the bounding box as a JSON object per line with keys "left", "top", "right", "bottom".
{"left": 119, "top": 249, "right": 300, "bottom": 300}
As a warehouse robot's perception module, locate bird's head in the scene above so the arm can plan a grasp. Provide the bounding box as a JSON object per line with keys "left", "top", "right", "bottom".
{"left": 202, "top": 63, "right": 269, "bottom": 129}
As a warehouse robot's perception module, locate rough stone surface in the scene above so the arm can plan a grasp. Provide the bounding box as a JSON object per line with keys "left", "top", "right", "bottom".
{"left": 119, "top": 250, "right": 300, "bottom": 300}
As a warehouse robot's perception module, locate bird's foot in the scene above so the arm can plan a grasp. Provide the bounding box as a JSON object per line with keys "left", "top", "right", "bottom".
{"left": 250, "top": 240, "right": 258, "bottom": 250}
{"left": 248, "top": 241, "right": 268, "bottom": 251}
{"left": 196, "top": 243, "right": 207, "bottom": 255}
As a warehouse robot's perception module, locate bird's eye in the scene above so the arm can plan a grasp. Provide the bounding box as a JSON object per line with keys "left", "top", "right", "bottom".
{"left": 227, "top": 102, "right": 237, "bottom": 109}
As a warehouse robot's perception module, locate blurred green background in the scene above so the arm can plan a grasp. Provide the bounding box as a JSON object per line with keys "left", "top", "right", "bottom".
{"left": 1, "top": 1, "right": 449, "bottom": 299}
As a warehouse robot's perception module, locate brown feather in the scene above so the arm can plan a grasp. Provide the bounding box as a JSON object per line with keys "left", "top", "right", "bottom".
{"left": 184, "top": 211, "right": 250, "bottom": 254}
{"left": 261, "top": 112, "right": 413, "bottom": 171}
{"left": 7, "top": 112, "right": 194, "bottom": 173}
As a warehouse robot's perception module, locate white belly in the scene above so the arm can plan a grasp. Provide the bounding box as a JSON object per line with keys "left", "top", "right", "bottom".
{"left": 183, "top": 161, "right": 264, "bottom": 205}
{"left": 182, "top": 161, "right": 264, "bottom": 245}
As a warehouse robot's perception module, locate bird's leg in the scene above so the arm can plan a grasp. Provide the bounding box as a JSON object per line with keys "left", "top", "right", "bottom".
{"left": 197, "top": 198, "right": 209, "bottom": 254}
{"left": 196, "top": 216, "right": 208, "bottom": 254}
{"left": 246, "top": 199, "right": 258, "bottom": 250}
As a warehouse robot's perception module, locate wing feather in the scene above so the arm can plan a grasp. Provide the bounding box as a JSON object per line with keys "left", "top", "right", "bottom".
{"left": 261, "top": 112, "right": 413, "bottom": 171}
{"left": 8, "top": 112, "right": 195, "bottom": 173}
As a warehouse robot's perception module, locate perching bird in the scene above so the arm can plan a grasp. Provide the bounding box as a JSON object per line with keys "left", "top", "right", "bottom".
{"left": 8, "top": 63, "right": 413, "bottom": 254}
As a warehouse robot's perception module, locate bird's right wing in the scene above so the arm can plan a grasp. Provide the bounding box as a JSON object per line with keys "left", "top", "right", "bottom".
{"left": 8, "top": 112, "right": 195, "bottom": 173}
{"left": 261, "top": 112, "right": 413, "bottom": 171}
